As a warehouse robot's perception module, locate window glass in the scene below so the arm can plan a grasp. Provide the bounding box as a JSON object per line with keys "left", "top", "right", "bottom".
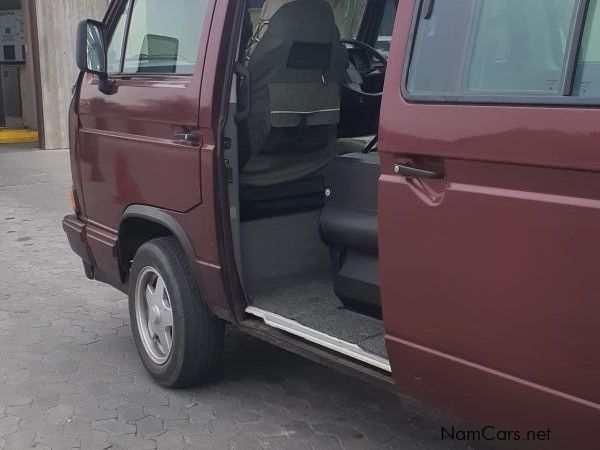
{"left": 106, "top": 1, "right": 130, "bottom": 74}
{"left": 574, "top": 0, "right": 600, "bottom": 96}
{"left": 407, "top": 0, "right": 577, "bottom": 96}
{"left": 123, "top": 0, "right": 209, "bottom": 75}
{"left": 375, "top": 0, "right": 397, "bottom": 56}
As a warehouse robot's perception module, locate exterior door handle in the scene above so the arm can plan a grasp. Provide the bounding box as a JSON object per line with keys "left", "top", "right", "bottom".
{"left": 394, "top": 163, "right": 444, "bottom": 180}
{"left": 175, "top": 131, "right": 201, "bottom": 143}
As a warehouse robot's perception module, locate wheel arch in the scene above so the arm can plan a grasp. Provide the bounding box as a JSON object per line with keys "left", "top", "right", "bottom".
{"left": 118, "top": 205, "right": 198, "bottom": 285}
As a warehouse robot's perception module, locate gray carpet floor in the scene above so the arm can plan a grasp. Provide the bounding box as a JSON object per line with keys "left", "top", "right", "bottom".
{"left": 248, "top": 275, "right": 388, "bottom": 358}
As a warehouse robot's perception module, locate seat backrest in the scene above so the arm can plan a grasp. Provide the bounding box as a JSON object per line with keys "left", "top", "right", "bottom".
{"left": 240, "top": 0, "right": 347, "bottom": 188}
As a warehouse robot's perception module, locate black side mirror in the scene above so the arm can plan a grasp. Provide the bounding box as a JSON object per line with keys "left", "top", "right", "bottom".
{"left": 76, "top": 19, "right": 106, "bottom": 74}
{"left": 76, "top": 19, "right": 114, "bottom": 94}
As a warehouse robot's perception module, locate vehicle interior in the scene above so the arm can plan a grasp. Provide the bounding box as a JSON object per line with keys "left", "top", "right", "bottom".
{"left": 225, "top": 0, "right": 397, "bottom": 372}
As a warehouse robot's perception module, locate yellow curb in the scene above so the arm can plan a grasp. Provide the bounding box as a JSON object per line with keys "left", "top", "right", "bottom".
{"left": 0, "top": 129, "right": 39, "bottom": 144}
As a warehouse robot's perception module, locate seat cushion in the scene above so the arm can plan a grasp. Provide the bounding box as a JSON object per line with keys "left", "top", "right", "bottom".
{"left": 240, "top": 176, "right": 326, "bottom": 221}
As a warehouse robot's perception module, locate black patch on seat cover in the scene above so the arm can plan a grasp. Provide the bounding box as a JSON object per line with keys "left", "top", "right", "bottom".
{"left": 287, "top": 42, "right": 331, "bottom": 70}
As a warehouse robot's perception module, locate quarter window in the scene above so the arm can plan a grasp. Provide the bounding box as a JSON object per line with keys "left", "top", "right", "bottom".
{"left": 406, "top": 0, "right": 582, "bottom": 98}
{"left": 122, "top": 0, "right": 209, "bottom": 75}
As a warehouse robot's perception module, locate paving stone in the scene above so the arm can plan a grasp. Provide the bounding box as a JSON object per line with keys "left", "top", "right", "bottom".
{"left": 92, "top": 419, "right": 136, "bottom": 436}
{"left": 36, "top": 434, "right": 80, "bottom": 450}
{"left": 4, "top": 429, "right": 35, "bottom": 450}
{"left": 63, "top": 417, "right": 92, "bottom": 437}
{"left": 163, "top": 420, "right": 209, "bottom": 437}
{"left": 118, "top": 405, "right": 147, "bottom": 422}
{"left": 34, "top": 390, "right": 61, "bottom": 410}
{"left": 108, "top": 434, "right": 157, "bottom": 449}
{"left": 145, "top": 405, "right": 189, "bottom": 422}
{"left": 238, "top": 421, "right": 286, "bottom": 439}
{"left": 5, "top": 396, "right": 33, "bottom": 408}
{"left": 75, "top": 405, "right": 117, "bottom": 421}
{"left": 308, "top": 434, "right": 344, "bottom": 450}
{"left": 79, "top": 430, "right": 110, "bottom": 450}
{"left": 188, "top": 402, "right": 217, "bottom": 425}
{"left": 135, "top": 416, "right": 164, "bottom": 438}
{"left": 0, "top": 417, "right": 20, "bottom": 437}
{"left": 229, "top": 434, "right": 265, "bottom": 450}
{"left": 155, "top": 430, "right": 186, "bottom": 449}
{"left": 46, "top": 404, "right": 74, "bottom": 424}
{"left": 184, "top": 434, "right": 231, "bottom": 449}
{"left": 283, "top": 420, "right": 315, "bottom": 440}
{"left": 313, "top": 422, "right": 365, "bottom": 441}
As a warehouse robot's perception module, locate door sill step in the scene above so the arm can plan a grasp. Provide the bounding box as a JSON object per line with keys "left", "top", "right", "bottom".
{"left": 245, "top": 306, "right": 391, "bottom": 372}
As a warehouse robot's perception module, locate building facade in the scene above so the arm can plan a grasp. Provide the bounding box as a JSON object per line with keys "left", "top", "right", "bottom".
{"left": 1, "top": 0, "right": 108, "bottom": 149}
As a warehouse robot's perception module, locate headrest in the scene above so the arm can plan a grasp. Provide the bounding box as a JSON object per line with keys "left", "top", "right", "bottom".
{"left": 245, "top": 0, "right": 336, "bottom": 62}
{"left": 259, "top": 0, "right": 298, "bottom": 22}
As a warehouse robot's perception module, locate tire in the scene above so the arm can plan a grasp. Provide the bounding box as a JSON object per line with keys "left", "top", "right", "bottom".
{"left": 128, "top": 236, "right": 224, "bottom": 388}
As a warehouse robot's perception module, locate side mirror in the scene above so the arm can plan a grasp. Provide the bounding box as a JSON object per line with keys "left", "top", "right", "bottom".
{"left": 76, "top": 19, "right": 115, "bottom": 94}
{"left": 76, "top": 19, "right": 106, "bottom": 75}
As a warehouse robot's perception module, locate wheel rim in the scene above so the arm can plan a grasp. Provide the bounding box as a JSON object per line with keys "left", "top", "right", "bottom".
{"left": 135, "top": 267, "right": 174, "bottom": 365}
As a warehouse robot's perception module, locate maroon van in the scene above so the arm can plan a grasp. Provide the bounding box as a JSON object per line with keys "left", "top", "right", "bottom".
{"left": 64, "top": 0, "right": 600, "bottom": 447}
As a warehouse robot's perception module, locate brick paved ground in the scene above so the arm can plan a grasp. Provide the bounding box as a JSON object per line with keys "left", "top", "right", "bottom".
{"left": 0, "top": 146, "right": 497, "bottom": 449}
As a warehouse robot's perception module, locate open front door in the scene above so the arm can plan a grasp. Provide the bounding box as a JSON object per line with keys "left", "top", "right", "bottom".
{"left": 379, "top": 0, "right": 600, "bottom": 446}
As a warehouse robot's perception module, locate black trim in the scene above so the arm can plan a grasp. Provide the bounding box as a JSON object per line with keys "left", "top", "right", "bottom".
{"left": 422, "top": 0, "right": 435, "bottom": 20}
{"left": 76, "top": 19, "right": 106, "bottom": 75}
{"left": 401, "top": 0, "right": 600, "bottom": 107}
{"left": 359, "top": 0, "right": 399, "bottom": 48}
{"left": 119, "top": 205, "right": 198, "bottom": 281}
{"left": 393, "top": 163, "right": 444, "bottom": 180}
{"left": 102, "top": 0, "right": 129, "bottom": 57}
{"left": 234, "top": 62, "right": 250, "bottom": 123}
{"left": 120, "top": 0, "right": 135, "bottom": 74}
{"left": 358, "top": 0, "right": 384, "bottom": 46}
{"left": 561, "top": 0, "right": 591, "bottom": 96}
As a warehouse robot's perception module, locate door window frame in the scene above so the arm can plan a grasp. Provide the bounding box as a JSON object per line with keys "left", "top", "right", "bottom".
{"left": 401, "top": 0, "right": 600, "bottom": 106}
{"left": 104, "top": 0, "right": 132, "bottom": 75}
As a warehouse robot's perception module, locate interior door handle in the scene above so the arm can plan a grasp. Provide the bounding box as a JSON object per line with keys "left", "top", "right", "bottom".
{"left": 234, "top": 62, "right": 251, "bottom": 123}
{"left": 394, "top": 163, "right": 444, "bottom": 180}
{"left": 175, "top": 131, "right": 201, "bottom": 143}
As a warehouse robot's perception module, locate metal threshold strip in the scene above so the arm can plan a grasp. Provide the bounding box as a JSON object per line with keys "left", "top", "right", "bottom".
{"left": 245, "top": 306, "right": 392, "bottom": 373}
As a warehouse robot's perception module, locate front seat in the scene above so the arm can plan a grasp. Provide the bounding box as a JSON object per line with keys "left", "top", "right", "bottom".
{"left": 239, "top": 0, "right": 347, "bottom": 219}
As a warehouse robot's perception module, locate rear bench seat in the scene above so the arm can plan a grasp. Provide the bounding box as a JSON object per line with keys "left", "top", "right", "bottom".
{"left": 319, "top": 152, "right": 381, "bottom": 317}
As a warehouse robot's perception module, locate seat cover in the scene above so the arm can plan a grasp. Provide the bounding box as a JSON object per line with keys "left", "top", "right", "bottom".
{"left": 245, "top": 0, "right": 297, "bottom": 60}
{"left": 240, "top": 0, "right": 348, "bottom": 188}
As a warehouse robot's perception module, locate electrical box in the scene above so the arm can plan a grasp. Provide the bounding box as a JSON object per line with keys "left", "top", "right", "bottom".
{"left": 0, "top": 10, "right": 25, "bottom": 63}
